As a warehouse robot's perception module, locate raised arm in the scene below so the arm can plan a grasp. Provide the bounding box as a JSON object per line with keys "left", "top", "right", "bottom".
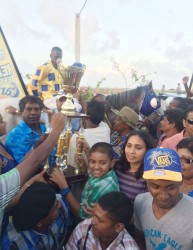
{"left": 16, "top": 112, "right": 65, "bottom": 186}
{"left": 50, "top": 168, "right": 80, "bottom": 217}
{"left": 182, "top": 76, "right": 193, "bottom": 97}
{"left": 6, "top": 170, "right": 46, "bottom": 209}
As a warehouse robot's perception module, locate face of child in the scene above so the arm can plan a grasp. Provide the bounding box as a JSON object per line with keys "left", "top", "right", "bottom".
{"left": 89, "top": 152, "right": 114, "bottom": 178}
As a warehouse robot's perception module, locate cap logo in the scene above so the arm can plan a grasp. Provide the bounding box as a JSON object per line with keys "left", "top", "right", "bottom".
{"left": 154, "top": 155, "right": 171, "bottom": 167}
{"left": 153, "top": 169, "right": 166, "bottom": 176}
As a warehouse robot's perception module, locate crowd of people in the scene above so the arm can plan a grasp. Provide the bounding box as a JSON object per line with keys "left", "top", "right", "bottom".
{"left": 1, "top": 47, "right": 193, "bottom": 249}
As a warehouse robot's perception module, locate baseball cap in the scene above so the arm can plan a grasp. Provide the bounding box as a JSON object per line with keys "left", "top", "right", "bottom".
{"left": 12, "top": 183, "right": 56, "bottom": 231}
{"left": 43, "top": 89, "right": 67, "bottom": 110}
{"left": 143, "top": 147, "right": 182, "bottom": 182}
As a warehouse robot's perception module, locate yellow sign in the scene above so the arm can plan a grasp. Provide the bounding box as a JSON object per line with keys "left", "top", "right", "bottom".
{"left": 0, "top": 26, "right": 28, "bottom": 98}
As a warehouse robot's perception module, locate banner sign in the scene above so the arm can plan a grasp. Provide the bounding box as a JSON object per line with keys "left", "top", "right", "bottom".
{"left": 0, "top": 26, "right": 28, "bottom": 98}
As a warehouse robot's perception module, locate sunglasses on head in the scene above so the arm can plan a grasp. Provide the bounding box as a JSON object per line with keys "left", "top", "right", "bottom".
{"left": 186, "top": 119, "right": 193, "bottom": 125}
{"left": 180, "top": 157, "right": 193, "bottom": 164}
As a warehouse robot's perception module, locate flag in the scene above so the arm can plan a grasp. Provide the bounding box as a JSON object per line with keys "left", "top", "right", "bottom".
{"left": 0, "top": 26, "right": 28, "bottom": 98}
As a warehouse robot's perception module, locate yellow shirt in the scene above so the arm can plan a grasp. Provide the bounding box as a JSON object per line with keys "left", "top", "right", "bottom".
{"left": 28, "top": 61, "right": 63, "bottom": 100}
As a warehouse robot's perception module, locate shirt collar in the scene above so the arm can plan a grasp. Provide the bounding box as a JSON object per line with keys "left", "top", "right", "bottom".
{"left": 90, "top": 228, "right": 125, "bottom": 250}
{"left": 20, "top": 120, "right": 46, "bottom": 135}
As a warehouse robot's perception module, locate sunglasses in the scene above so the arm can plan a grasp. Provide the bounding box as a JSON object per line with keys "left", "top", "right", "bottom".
{"left": 180, "top": 157, "right": 193, "bottom": 164}
{"left": 186, "top": 119, "right": 193, "bottom": 125}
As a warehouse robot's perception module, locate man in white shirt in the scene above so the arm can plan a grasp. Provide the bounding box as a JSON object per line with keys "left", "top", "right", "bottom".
{"left": 67, "top": 100, "right": 110, "bottom": 167}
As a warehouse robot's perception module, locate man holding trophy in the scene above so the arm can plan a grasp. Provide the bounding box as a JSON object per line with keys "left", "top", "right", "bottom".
{"left": 28, "top": 47, "right": 63, "bottom": 101}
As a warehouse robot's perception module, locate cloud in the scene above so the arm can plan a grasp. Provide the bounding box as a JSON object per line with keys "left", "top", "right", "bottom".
{"left": 127, "top": 58, "right": 189, "bottom": 89}
{"left": 165, "top": 44, "right": 193, "bottom": 62}
{"left": 88, "top": 30, "right": 120, "bottom": 54}
{"left": 1, "top": 0, "right": 51, "bottom": 41}
{"left": 166, "top": 31, "right": 185, "bottom": 43}
{"left": 36, "top": 1, "right": 74, "bottom": 40}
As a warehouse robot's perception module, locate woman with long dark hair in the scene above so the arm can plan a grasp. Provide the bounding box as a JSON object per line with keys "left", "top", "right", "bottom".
{"left": 114, "top": 130, "right": 154, "bottom": 202}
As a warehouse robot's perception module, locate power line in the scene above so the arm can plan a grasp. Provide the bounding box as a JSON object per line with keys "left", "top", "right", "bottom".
{"left": 78, "top": 0, "right": 88, "bottom": 15}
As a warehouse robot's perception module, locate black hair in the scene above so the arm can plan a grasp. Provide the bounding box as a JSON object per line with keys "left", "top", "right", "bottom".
{"left": 12, "top": 183, "right": 56, "bottom": 231}
{"left": 172, "top": 97, "right": 193, "bottom": 110}
{"left": 19, "top": 95, "right": 44, "bottom": 112}
{"left": 176, "top": 137, "right": 193, "bottom": 154}
{"left": 92, "top": 94, "right": 106, "bottom": 101}
{"left": 98, "top": 192, "right": 133, "bottom": 228}
{"left": 115, "top": 130, "right": 154, "bottom": 179}
{"left": 87, "top": 100, "right": 105, "bottom": 125}
{"left": 185, "top": 105, "right": 193, "bottom": 119}
{"left": 164, "top": 108, "right": 184, "bottom": 132}
{"left": 89, "top": 142, "right": 114, "bottom": 161}
{"left": 51, "top": 47, "right": 62, "bottom": 53}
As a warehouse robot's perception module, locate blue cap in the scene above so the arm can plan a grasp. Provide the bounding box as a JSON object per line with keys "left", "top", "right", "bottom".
{"left": 72, "top": 62, "right": 84, "bottom": 67}
{"left": 143, "top": 148, "right": 182, "bottom": 182}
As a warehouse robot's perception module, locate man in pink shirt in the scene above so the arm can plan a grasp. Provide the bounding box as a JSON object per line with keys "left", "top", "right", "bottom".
{"left": 161, "top": 106, "right": 193, "bottom": 150}
{"left": 158, "top": 108, "right": 184, "bottom": 146}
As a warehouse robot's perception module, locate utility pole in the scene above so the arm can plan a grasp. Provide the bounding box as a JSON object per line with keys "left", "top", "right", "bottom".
{"left": 75, "top": 0, "right": 88, "bottom": 62}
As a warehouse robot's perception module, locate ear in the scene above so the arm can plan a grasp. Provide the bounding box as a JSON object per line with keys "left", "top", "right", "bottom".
{"left": 110, "top": 159, "right": 116, "bottom": 168}
{"left": 169, "top": 122, "right": 175, "bottom": 129}
{"left": 114, "top": 223, "right": 124, "bottom": 234}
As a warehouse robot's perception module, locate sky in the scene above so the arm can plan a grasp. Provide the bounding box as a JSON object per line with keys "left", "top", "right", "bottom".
{"left": 1, "top": 0, "right": 193, "bottom": 90}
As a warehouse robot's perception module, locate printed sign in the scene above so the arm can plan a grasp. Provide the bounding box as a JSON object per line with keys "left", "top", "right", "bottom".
{"left": 0, "top": 26, "right": 28, "bottom": 98}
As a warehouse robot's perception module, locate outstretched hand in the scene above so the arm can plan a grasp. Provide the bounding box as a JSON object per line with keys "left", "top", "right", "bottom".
{"left": 82, "top": 202, "right": 96, "bottom": 216}
{"left": 28, "top": 169, "right": 47, "bottom": 185}
{"left": 182, "top": 76, "right": 189, "bottom": 85}
{"left": 49, "top": 167, "right": 68, "bottom": 189}
{"left": 51, "top": 113, "right": 66, "bottom": 133}
{"left": 5, "top": 106, "right": 18, "bottom": 115}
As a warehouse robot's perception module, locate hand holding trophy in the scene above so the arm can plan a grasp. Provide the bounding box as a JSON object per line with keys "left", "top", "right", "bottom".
{"left": 56, "top": 60, "right": 89, "bottom": 175}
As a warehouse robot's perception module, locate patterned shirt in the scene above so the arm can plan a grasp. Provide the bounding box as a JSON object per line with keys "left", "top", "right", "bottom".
{"left": 0, "top": 169, "right": 20, "bottom": 236}
{"left": 5, "top": 121, "right": 55, "bottom": 167}
{"left": 65, "top": 218, "right": 139, "bottom": 250}
{"left": 2, "top": 194, "right": 69, "bottom": 250}
{"left": 115, "top": 168, "right": 147, "bottom": 203}
{"left": 28, "top": 61, "right": 63, "bottom": 100}
{"left": 79, "top": 170, "right": 119, "bottom": 219}
{"left": 0, "top": 142, "right": 17, "bottom": 174}
{"left": 110, "top": 132, "right": 128, "bottom": 160}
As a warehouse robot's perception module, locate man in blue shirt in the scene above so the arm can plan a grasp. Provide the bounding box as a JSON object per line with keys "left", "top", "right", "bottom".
{"left": 0, "top": 113, "right": 65, "bottom": 238}
{"left": 5, "top": 96, "right": 55, "bottom": 167}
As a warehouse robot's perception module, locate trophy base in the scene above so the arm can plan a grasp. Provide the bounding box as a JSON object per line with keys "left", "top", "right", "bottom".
{"left": 61, "top": 93, "right": 76, "bottom": 115}
{"left": 65, "top": 165, "right": 88, "bottom": 185}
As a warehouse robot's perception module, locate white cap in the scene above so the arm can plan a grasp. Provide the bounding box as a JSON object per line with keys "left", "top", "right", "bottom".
{"left": 44, "top": 90, "right": 67, "bottom": 110}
